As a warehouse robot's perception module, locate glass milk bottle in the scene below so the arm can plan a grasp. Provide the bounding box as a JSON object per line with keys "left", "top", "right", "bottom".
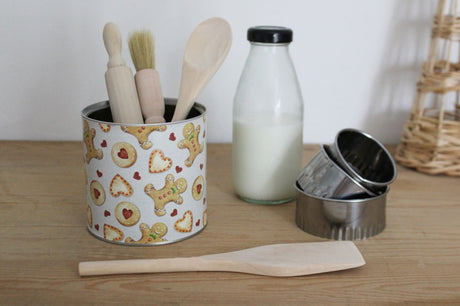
{"left": 232, "top": 26, "right": 304, "bottom": 204}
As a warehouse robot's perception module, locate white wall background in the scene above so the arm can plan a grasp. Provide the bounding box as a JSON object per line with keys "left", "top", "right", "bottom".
{"left": 0, "top": 0, "right": 436, "bottom": 144}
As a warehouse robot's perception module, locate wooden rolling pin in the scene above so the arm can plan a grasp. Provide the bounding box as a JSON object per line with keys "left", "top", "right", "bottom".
{"left": 79, "top": 241, "right": 365, "bottom": 277}
{"left": 103, "top": 22, "right": 144, "bottom": 124}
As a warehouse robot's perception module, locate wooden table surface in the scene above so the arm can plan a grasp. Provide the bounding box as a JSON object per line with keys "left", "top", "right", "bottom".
{"left": 1, "top": 141, "right": 459, "bottom": 304}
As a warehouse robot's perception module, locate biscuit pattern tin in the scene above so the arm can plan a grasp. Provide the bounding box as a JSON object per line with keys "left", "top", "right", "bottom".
{"left": 81, "top": 99, "right": 207, "bottom": 245}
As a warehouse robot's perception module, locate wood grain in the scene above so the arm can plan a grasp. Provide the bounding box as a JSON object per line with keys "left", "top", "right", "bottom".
{"left": 172, "top": 18, "right": 232, "bottom": 121}
{"left": 0, "top": 141, "right": 459, "bottom": 304}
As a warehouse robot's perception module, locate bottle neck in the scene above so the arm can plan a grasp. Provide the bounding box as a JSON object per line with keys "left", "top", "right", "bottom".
{"left": 249, "top": 42, "right": 291, "bottom": 55}
{"left": 246, "top": 42, "right": 292, "bottom": 67}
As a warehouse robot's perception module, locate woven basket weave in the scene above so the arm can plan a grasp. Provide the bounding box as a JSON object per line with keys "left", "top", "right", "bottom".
{"left": 395, "top": 0, "right": 460, "bottom": 176}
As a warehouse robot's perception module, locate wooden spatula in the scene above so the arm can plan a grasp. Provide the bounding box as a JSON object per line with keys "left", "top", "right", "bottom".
{"left": 79, "top": 241, "right": 365, "bottom": 277}
{"left": 171, "top": 17, "right": 232, "bottom": 121}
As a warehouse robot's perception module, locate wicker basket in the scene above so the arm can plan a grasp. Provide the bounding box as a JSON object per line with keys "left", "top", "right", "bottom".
{"left": 395, "top": 0, "right": 460, "bottom": 176}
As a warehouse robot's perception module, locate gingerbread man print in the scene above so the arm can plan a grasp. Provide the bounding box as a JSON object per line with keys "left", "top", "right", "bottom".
{"left": 125, "top": 222, "right": 168, "bottom": 244}
{"left": 83, "top": 120, "right": 103, "bottom": 163}
{"left": 144, "top": 174, "right": 187, "bottom": 216}
{"left": 177, "top": 123, "right": 204, "bottom": 167}
{"left": 121, "top": 125, "right": 166, "bottom": 150}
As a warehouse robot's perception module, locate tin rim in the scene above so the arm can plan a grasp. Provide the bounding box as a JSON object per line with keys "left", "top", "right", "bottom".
{"left": 81, "top": 99, "right": 207, "bottom": 126}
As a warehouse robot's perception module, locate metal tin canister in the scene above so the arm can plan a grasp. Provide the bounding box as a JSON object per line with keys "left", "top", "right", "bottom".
{"left": 81, "top": 99, "right": 207, "bottom": 245}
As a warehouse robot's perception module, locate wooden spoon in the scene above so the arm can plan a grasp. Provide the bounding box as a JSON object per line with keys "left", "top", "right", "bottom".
{"left": 79, "top": 241, "right": 365, "bottom": 277}
{"left": 171, "top": 17, "right": 232, "bottom": 121}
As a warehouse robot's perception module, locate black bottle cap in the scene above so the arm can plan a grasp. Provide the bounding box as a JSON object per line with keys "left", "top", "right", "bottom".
{"left": 247, "top": 26, "right": 293, "bottom": 43}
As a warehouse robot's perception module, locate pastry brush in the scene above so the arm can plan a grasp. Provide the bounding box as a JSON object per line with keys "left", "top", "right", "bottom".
{"left": 129, "top": 29, "right": 165, "bottom": 123}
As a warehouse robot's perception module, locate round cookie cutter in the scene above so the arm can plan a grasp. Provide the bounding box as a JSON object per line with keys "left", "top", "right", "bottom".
{"left": 329, "top": 128, "right": 397, "bottom": 194}
{"left": 297, "top": 145, "right": 377, "bottom": 199}
{"left": 295, "top": 182, "right": 388, "bottom": 240}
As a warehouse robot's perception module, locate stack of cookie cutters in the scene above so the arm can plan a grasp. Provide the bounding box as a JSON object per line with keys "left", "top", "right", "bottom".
{"left": 295, "top": 129, "right": 397, "bottom": 240}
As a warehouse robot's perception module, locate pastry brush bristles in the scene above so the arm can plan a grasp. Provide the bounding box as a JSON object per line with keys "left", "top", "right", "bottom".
{"left": 128, "top": 29, "right": 155, "bottom": 71}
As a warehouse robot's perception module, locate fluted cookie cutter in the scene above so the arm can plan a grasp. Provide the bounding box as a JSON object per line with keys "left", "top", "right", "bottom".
{"left": 295, "top": 182, "right": 387, "bottom": 240}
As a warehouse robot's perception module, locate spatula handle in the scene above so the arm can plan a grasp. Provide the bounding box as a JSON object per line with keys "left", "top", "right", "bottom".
{"left": 79, "top": 257, "right": 209, "bottom": 276}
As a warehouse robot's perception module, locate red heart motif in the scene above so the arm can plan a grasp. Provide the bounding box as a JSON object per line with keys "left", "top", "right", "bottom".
{"left": 196, "top": 219, "right": 200, "bottom": 226}
{"left": 169, "top": 133, "right": 176, "bottom": 141}
{"left": 117, "top": 148, "right": 129, "bottom": 159}
{"left": 104, "top": 210, "right": 111, "bottom": 217}
{"left": 197, "top": 184, "right": 202, "bottom": 194}
{"left": 93, "top": 188, "right": 100, "bottom": 199}
{"left": 101, "top": 140, "right": 107, "bottom": 147}
{"left": 175, "top": 166, "right": 183, "bottom": 173}
{"left": 171, "top": 209, "right": 178, "bottom": 217}
{"left": 122, "top": 208, "right": 133, "bottom": 219}
{"left": 95, "top": 224, "right": 99, "bottom": 231}
{"left": 96, "top": 170, "right": 103, "bottom": 177}
{"left": 133, "top": 172, "right": 141, "bottom": 180}
{"left": 200, "top": 164, "right": 204, "bottom": 170}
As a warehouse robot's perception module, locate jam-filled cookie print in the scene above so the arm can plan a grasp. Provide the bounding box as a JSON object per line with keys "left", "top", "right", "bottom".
{"left": 111, "top": 142, "right": 137, "bottom": 168}
{"left": 192, "top": 175, "right": 204, "bottom": 201}
{"left": 115, "top": 202, "right": 140, "bottom": 227}
{"left": 90, "top": 180, "right": 106, "bottom": 206}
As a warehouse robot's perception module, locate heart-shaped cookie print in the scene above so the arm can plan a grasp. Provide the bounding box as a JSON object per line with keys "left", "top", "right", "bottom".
{"left": 110, "top": 174, "right": 133, "bottom": 197}
{"left": 97, "top": 170, "right": 103, "bottom": 177}
{"left": 133, "top": 171, "right": 141, "bottom": 180}
{"left": 175, "top": 166, "right": 183, "bottom": 173}
{"left": 104, "top": 210, "right": 111, "bottom": 217}
{"left": 169, "top": 133, "right": 176, "bottom": 141}
{"left": 103, "top": 224, "right": 124, "bottom": 241}
{"left": 99, "top": 123, "right": 110, "bottom": 132}
{"left": 101, "top": 140, "right": 107, "bottom": 147}
{"left": 171, "top": 208, "right": 178, "bottom": 217}
{"left": 174, "top": 210, "right": 193, "bottom": 233}
{"left": 149, "top": 150, "right": 172, "bottom": 173}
